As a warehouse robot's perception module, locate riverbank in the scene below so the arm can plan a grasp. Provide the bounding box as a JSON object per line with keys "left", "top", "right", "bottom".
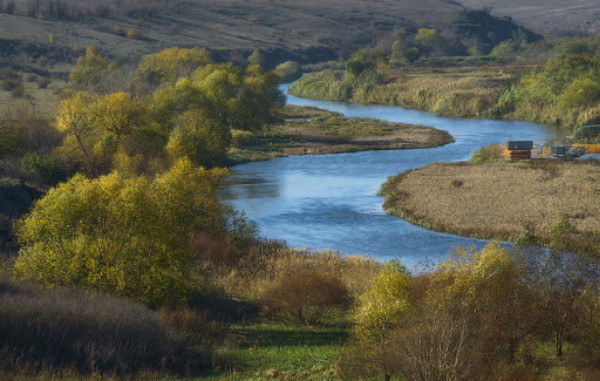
{"left": 289, "top": 57, "right": 600, "bottom": 133}
{"left": 288, "top": 68, "right": 508, "bottom": 118}
{"left": 380, "top": 159, "right": 600, "bottom": 256}
{"left": 227, "top": 106, "right": 454, "bottom": 164}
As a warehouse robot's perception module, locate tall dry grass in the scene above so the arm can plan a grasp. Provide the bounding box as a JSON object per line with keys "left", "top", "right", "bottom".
{"left": 362, "top": 76, "right": 505, "bottom": 117}
{"left": 289, "top": 71, "right": 507, "bottom": 118}
{"left": 0, "top": 277, "right": 199, "bottom": 376}
{"left": 381, "top": 160, "right": 600, "bottom": 256}
{"left": 210, "top": 240, "right": 383, "bottom": 302}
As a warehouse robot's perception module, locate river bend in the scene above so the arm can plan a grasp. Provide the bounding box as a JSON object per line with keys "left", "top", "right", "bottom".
{"left": 221, "top": 84, "right": 558, "bottom": 268}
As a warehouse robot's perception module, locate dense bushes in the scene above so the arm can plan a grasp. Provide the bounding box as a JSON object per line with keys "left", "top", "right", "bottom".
{"left": 339, "top": 243, "right": 600, "bottom": 380}
{"left": 0, "top": 277, "right": 194, "bottom": 375}
{"left": 13, "top": 160, "right": 227, "bottom": 307}
{"left": 261, "top": 270, "right": 350, "bottom": 324}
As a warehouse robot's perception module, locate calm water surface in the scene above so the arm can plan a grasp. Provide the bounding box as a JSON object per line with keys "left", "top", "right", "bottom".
{"left": 221, "top": 84, "right": 559, "bottom": 268}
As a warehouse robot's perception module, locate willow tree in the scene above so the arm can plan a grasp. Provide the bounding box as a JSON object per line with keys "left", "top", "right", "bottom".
{"left": 14, "top": 159, "right": 227, "bottom": 307}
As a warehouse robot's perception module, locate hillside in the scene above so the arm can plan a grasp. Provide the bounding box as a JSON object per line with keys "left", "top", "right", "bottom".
{"left": 0, "top": 0, "right": 539, "bottom": 68}
{"left": 459, "top": 0, "right": 600, "bottom": 35}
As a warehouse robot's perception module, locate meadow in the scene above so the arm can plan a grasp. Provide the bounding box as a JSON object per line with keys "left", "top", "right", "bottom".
{"left": 380, "top": 159, "right": 600, "bottom": 256}
{"left": 228, "top": 106, "right": 454, "bottom": 164}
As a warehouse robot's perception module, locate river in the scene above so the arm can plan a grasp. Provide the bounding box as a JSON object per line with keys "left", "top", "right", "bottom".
{"left": 220, "top": 83, "right": 559, "bottom": 269}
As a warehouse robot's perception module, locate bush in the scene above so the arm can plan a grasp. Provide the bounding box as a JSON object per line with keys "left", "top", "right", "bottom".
{"left": 0, "top": 277, "right": 193, "bottom": 375}
{"left": 261, "top": 270, "right": 350, "bottom": 325}
{"left": 274, "top": 61, "right": 302, "bottom": 83}
{"left": 231, "top": 129, "right": 254, "bottom": 148}
{"left": 20, "top": 153, "right": 67, "bottom": 186}
{"left": 471, "top": 144, "right": 504, "bottom": 163}
{"left": 127, "top": 28, "right": 143, "bottom": 39}
{"left": 35, "top": 76, "right": 51, "bottom": 89}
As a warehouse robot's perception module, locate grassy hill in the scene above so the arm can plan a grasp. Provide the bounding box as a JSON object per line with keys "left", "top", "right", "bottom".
{"left": 0, "top": 0, "right": 538, "bottom": 68}
{"left": 458, "top": 0, "right": 600, "bottom": 35}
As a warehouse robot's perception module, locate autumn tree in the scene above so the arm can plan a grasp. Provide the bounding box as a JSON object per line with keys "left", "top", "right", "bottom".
{"left": 338, "top": 260, "right": 412, "bottom": 381}
{"left": 247, "top": 48, "right": 265, "bottom": 67}
{"left": 69, "top": 46, "right": 116, "bottom": 91}
{"left": 56, "top": 91, "right": 148, "bottom": 175}
{"left": 14, "top": 159, "right": 227, "bottom": 307}
{"left": 55, "top": 91, "right": 98, "bottom": 174}
{"left": 137, "top": 47, "right": 212, "bottom": 85}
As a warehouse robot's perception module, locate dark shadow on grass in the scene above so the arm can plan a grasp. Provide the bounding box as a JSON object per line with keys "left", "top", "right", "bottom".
{"left": 238, "top": 327, "right": 349, "bottom": 348}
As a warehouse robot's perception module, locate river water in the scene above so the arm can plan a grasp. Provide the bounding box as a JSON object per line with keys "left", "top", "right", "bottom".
{"left": 221, "top": 84, "right": 559, "bottom": 268}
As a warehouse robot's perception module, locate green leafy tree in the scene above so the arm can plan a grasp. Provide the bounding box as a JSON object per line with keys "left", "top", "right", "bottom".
{"left": 14, "top": 159, "right": 228, "bottom": 307}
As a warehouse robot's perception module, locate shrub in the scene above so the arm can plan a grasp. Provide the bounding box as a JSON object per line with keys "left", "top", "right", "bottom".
{"left": 261, "top": 270, "right": 350, "bottom": 325}
{"left": 231, "top": 129, "right": 254, "bottom": 148}
{"left": 471, "top": 144, "right": 504, "bottom": 163}
{"left": 127, "top": 28, "right": 143, "bottom": 39}
{"left": 35, "top": 76, "right": 51, "bottom": 89}
{"left": 0, "top": 79, "right": 17, "bottom": 91}
{"left": 274, "top": 61, "right": 302, "bottom": 83}
{"left": 0, "top": 277, "right": 192, "bottom": 375}
{"left": 20, "top": 153, "right": 67, "bottom": 186}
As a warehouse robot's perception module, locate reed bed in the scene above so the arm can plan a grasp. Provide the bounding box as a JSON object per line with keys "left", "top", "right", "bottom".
{"left": 289, "top": 70, "right": 507, "bottom": 118}
{"left": 380, "top": 160, "right": 600, "bottom": 256}
{"left": 362, "top": 76, "right": 505, "bottom": 117}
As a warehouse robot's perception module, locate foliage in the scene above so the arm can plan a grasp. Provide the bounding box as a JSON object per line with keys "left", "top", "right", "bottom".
{"left": 274, "top": 60, "right": 302, "bottom": 83}
{"left": 261, "top": 270, "right": 350, "bottom": 325}
{"left": 340, "top": 243, "right": 600, "bottom": 380}
{"left": 56, "top": 52, "right": 284, "bottom": 173}
{"left": 137, "top": 47, "right": 212, "bottom": 85}
{"left": 0, "top": 118, "right": 26, "bottom": 158}
{"left": 470, "top": 143, "right": 504, "bottom": 163}
{"left": 339, "top": 260, "right": 411, "bottom": 381}
{"left": 13, "top": 159, "right": 227, "bottom": 307}
{"left": 247, "top": 48, "right": 265, "bottom": 67}
{"left": 20, "top": 153, "right": 67, "bottom": 185}
{"left": 69, "top": 46, "right": 116, "bottom": 90}
{"left": 507, "top": 53, "right": 600, "bottom": 127}
{"left": 0, "top": 277, "right": 193, "bottom": 375}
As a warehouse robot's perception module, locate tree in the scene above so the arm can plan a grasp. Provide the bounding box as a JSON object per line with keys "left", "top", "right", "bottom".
{"left": 166, "top": 109, "right": 231, "bottom": 168}
{"left": 429, "top": 243, "right": 534, "bottom": 364}
{"left": 340, "top": 259, "right": 411, "bottom": 381}
{"left": 415, "top": 28, "right": 442, "bottom": 51}
{"left": 14, "top": 159, "right": 228, "bottom": 307}
{"left": 137, "top": 47, "right": 212, "bottom": 85}
{"left": 69, "top": 46, "right": 115, "bottom": 90}
{"left": 247, "top": 48, "right": 265, "bottom": 67}
{"left": 55, "top": 91, "right": 98, "bottom": 174}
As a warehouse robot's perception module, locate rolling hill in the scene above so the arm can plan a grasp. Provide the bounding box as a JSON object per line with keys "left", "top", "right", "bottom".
{"left": 458, "top": 0, "right": 600, "bottom": 35}
{"left": 0, "top": 0, "right": 539, "bottom": 68}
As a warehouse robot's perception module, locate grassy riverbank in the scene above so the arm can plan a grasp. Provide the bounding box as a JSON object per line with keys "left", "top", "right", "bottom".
{"left": 288, "top": 68, "right": 510, "bottom": 118}
{"left": 228, "top": 106, "right": 454, "bottom": 164}
{"left": 380, "top": 159, "right": 600, "bottom": 256}
{"left": 289, "top": 52, "right": 600, "bottom": 133}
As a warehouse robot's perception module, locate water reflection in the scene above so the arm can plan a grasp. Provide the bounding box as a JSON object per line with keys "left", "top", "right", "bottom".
{"left": 222, "top": 83, "right": 561, "bottom": 269}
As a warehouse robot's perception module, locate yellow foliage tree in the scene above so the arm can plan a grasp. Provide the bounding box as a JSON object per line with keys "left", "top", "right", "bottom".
{"left": 14, "top": 159, "right": 227, "bottom": 307}
{"left": 137, "top": 47, "right": 212, "bottom": 84}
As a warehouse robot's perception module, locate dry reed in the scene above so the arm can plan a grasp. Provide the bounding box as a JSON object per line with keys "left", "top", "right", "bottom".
{"left": 381, "top": 160, "right": 600, "bottom": 256}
